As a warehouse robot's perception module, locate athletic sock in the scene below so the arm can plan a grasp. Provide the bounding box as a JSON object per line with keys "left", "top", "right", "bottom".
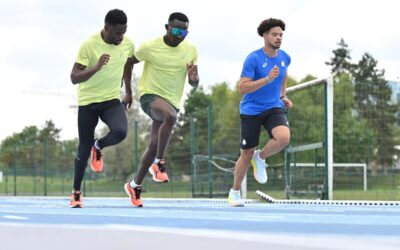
{"left": 94, "top": 139, "right": 101, "bottom": 150}
{"left": 129, "top": 180, "right": 138, "bottom": 188}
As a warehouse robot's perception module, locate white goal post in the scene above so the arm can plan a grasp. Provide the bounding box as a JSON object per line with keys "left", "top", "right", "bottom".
{"left": 286, "top": 76, "right": 334, "bottom": 199}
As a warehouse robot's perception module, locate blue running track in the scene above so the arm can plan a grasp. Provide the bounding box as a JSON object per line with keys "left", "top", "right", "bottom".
{"left": 0, "top": 197, "right": 399, "bottom": 250}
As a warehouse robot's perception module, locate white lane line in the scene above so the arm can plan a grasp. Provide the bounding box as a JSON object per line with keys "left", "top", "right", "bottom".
{"left": 2, "top": 215, "right": 28, "bottom": 220}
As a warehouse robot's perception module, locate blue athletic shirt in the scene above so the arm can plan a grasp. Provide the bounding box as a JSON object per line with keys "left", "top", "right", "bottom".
{"left": 239, "top": 48, "right": 291, "bottom": 115}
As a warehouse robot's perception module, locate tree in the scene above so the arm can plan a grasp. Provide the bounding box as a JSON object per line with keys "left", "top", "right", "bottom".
{"left": 353, "top": 53, "right": 399, "bottom": 169}
{"left": 0, "top": 120, "right": 71, "bottom": 175}
{"left": 209, "top": 82, "right": 241, "bottom": 156}
{"left": 333, "top": 73, "right": 375, "bottom": 163}
{"left": 288, "top": 75, "right": 326, "bottom": 164}
{"left": 0, "top": 126, "right": 40, "bottom": 169}
{"left": 38, "top": 120, "right": 61, "bottom": 142}
{"left": 325, "top": 38, "right": 353, "bottom": 75}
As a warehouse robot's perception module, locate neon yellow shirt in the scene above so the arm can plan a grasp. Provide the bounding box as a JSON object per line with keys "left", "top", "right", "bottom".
{"left": 75, "top": 32, "right": 134, "bottom": 106}
{"left": 135, "top": 37, "right": 198, "bottom": 109}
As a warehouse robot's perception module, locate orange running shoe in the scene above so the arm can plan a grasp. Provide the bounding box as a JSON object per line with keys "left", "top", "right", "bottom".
{"left": 124, "top": 183, "right": 143, "bottom": 207}
{"left": 69, "top": 191, "right": 84, "bottom": 208}
{"left": 148, "top": 160, "right": 169, "bottom": 182}
{"left": 90, "top": 146, "right": 103, "bottom": 172}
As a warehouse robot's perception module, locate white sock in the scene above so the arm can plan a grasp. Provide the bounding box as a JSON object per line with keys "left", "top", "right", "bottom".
{"left": 154, "top": 158, "right": 161, "bottom": 164}
{"left": 230, "top": 188, "right": 240, "bottom": 194}
{"left": 129, "top": 180, "right": 138, "bottom": 188}
{"left": 94, "top": 139, "right": 101, "bottom": 150}
{"left": 256, "top": 150, "right": 264, "bottom": 161}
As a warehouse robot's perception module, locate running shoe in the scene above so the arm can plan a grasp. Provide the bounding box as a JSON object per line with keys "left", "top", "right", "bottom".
{"left": 250, "top": 150, "right": 268, "bottom": 184}
{"left": 69, "top": 191, "right": 84, "bottom": 208}
{"left": 124, "top": 183, "right": 143, "bottom": 207}
{"left": 149, "top": 160, "right": 169, "bottom": 182}
{"left": 228, "top": 188, "right": 244, "bottom": 207}
{"left": 90, "top": 146, "right": 103, "bottom": 172}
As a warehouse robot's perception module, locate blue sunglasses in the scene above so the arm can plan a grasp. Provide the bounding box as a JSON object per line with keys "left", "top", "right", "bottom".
{"left": 171, "top": 27, "right": 189, "bottom": 37}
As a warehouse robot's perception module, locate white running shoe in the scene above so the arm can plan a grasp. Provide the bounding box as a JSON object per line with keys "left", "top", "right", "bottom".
{"left": 228, "top": 188, "right": 245, "bottom": 207}
{"left": 251, "top": 150, "right": 268, "bottom": 184}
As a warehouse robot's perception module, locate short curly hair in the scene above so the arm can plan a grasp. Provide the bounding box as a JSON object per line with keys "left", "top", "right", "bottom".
{"left": 168, "top": 12, "right": 189, "bottom": 23}
{"left": 105, "top": 9, "right": 127, "bottom": 26}
{"left": 257, "top": 18, "right": 285, "bottom": 37}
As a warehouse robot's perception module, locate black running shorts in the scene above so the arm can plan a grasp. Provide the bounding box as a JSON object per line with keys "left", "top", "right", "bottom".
{"left": 240, "top": 108, "right": 289, "bottom": 149}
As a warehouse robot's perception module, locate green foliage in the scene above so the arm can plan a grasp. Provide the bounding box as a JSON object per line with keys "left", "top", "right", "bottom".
{"left": 210, "top": 82, "right": 241, "bottom": 155}
{"left": 0, "top": 121, "right": 75, "bottom": 172}
{"left": 325, "top": 38, "right": 353, "bottom": 74}
{"left": 290, "top": 75, "right": 325, "bottom": 144}
{"left": 333, "top": 73, "right": 375, "bottom": 163}
{"left": 353, "top": 53, "right": 399, "bottom": 167}
{"left": 327, "top": 40, "right": 399, "bottom": 169}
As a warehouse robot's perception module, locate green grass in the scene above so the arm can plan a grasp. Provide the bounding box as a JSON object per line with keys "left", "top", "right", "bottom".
{"left": 1, "top": 174, "right": 399, "bottom": 201}
{"left": 333, "top": 190, "right": 400, "bottom": 201}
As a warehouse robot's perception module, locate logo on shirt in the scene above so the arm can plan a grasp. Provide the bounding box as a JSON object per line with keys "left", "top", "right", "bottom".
{"left": 262, "top": 62, "right": 267, "bottom": 68}
{"left": 242, "top": 139, "right": 247, "bottom": 146}
{"left": 281, "top": 61, "right": 285, "bottom": 67}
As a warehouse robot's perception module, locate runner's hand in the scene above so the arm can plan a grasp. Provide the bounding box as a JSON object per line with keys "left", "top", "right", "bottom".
{"left": 187, "top": 62, "right": 198, "bottom": 82}
{"left": 268, "top": 65, "right": 279, "bottom": 81}
{"left": 95, "top": 54, "right": 110, "bottom": 71}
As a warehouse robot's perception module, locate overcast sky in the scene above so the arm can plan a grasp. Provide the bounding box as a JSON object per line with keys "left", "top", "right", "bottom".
{"left": 0, "top": 0, "right": 399, "bottom": 142}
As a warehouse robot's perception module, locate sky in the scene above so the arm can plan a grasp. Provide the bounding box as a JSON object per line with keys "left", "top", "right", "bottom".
{"left": 0, "top": 0, "right": 399, "bottom": 142}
